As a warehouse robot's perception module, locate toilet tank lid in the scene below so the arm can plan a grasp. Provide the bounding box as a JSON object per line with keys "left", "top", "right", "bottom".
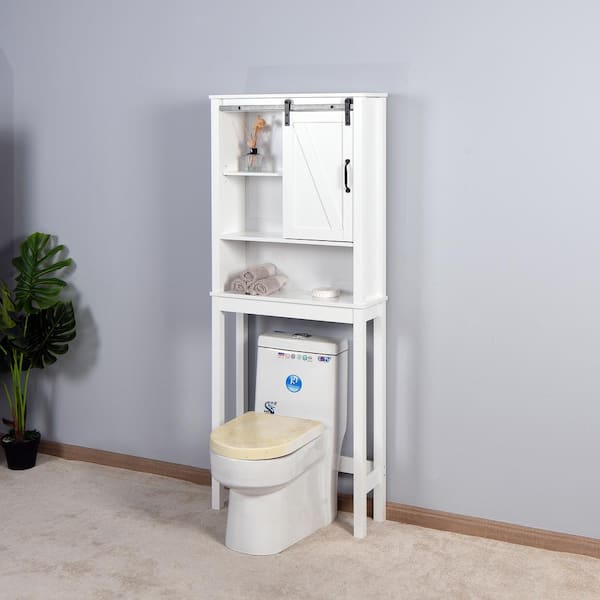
{"left": 210, "top": 412, "right": 324, "bottom": 460}
{"left": 258, "top": 332, "right": 348, "bottom": 355}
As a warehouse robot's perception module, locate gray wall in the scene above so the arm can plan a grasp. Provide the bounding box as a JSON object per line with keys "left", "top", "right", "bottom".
{"left": 0, "top": 47, "right": 15, "bottom": 270}
{"left": 1, "top": 0, "right": 600, "bottom": 539}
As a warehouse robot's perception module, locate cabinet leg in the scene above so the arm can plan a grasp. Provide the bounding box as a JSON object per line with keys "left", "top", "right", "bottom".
{"left": 211, "top": 305, "right": 225, "bottom": 510}
{"left": 235, "top": 314, "right": 248, "bottom": 416}
{"left": 373, "top": 307, "right": 387, "bottom": 521}
{"left": 353, "top": 316, "right": 368, "bottom": 538}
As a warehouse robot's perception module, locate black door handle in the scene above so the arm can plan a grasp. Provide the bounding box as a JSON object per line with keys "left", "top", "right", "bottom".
{"left": 344, "top": 159, "right": 351, "bottom": 193}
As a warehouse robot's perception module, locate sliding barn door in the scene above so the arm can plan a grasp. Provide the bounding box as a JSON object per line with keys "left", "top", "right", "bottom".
{"left": 283, "top": 111, "right": 353, "bottom": 242}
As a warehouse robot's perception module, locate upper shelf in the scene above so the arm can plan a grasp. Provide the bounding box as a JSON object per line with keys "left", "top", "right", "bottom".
{"left": 223, "top": 171, "right": 282, "bottom": 177}
{"left": 220, "top": 231, "right": 353, "bottom": 247}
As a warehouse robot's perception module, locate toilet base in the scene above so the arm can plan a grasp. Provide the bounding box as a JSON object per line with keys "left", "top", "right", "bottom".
{"left": 225, "top": 457, "right": 336, "bottom": 555}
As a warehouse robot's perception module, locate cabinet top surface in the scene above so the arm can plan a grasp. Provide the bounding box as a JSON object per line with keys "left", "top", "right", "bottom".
{"left": 209, "top": 92, "right": 388, "bottom": 99}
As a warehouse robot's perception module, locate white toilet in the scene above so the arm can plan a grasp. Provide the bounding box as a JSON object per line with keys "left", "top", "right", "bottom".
{"left": 210, "top": 332, "right": 348, "bottom": 555}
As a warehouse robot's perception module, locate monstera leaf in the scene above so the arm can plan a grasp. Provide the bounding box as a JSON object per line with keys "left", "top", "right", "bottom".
{"left": 17, "top": 301, "right": 76, "bottom": 369}
{"left": 13, "top": 232, "right": 73, "bottom": 313}
{"left": 0, "top": 280, "right": 16, "bottom": 335}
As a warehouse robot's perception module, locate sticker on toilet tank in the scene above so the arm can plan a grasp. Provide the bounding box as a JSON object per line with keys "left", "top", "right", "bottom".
{"left": 285, "top": 374, "right": 302, "bottom": 393}
{"left": 279, "top": 352, "right": 312, "bottom": 362}
{"left": 264, "top": 401, "right": 277, "bottom": 414}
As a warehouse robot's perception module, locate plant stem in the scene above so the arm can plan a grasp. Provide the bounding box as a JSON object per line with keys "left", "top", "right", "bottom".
{"left": 3, "top": 347, "right": 28, "bottom": 441}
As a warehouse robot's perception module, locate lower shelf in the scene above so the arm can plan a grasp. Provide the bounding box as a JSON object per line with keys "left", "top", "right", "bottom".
{"left": 211, "top": 290, "right": 387, "bottom": 322}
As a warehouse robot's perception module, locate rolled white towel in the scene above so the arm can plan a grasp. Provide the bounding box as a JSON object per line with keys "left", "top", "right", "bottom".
{"left": 229, "top": 277, "right": 248, "bottom": 294}
{"left": 241, "top": 263, "right": 276, "bottom": 283}
{"left": 250, "top": 275, "right": 288, "bottom": 296}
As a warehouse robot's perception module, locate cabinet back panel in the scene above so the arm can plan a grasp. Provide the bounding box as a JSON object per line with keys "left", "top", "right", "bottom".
{"left": 216, "top": 177, "right": 246, "bottom": 232}
{"left": 245, "top": 177, "right": 283, "bottom": 233}
{"left": 219, "top": 111, "right": 282, "bottom": 173}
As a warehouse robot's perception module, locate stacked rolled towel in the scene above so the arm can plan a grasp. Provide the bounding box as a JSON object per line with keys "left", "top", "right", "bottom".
{"left": 229, "top": 277, "right": 248, "bottom": 294}
{"left": 229, "top": 263, "right": 287, "bottom": 296}
{"left": 248, "top": 275, "right": 288, "bottom": 296}
{"left": 241, "top": 263, "right": 276, "bottom": 284}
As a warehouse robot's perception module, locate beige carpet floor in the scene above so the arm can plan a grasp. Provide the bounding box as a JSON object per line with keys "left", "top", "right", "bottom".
{"left": 0, "top": 455, "right": 599, "bottom": 599}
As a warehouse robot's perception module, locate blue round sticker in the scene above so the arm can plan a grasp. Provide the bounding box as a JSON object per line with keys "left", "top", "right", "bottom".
{"left": 285, "top": 374, "right": 302, "bottom": 393}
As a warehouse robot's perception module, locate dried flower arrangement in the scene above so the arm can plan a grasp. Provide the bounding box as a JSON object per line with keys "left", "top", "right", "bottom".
{"left": 243, "top": 116, "right": 267, "bottom": 170}
{"left": 247, "top": 116, "right": 266, "bottom": 150}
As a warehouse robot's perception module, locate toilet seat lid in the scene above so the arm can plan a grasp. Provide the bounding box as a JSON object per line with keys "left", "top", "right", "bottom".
{"left": 210, "top": 412, "right": 324, "bottom": 460}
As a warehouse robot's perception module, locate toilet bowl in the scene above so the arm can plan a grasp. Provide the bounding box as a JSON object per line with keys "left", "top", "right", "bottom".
{"left": 210, "top": 412, "right": 331, "bottom": 555}
{"left": 210, "top": 332, "right": 348, "bottom": 555}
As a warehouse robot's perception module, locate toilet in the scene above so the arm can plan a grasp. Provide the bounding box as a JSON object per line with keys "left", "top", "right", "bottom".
{"left": 210, "top": 332, "right": 348, "bottom": 555}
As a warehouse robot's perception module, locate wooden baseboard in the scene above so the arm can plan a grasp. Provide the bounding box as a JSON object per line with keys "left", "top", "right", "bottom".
{"left": 39, "top": 441, "right": 600, "bottom": 560}
{"left": 338, "top": 494, "right": 600, "bottom": 559}
{"left": 39, "top": 439, "right": 212, "bottom": 486}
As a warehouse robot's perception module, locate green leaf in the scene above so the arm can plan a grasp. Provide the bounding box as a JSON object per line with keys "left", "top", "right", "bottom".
{"left": 13, "top": 232, "right": 73, "bottom": 313}
{"left": 0, "top": 281, "right": 16, "bottom": 333}
{"left": 18, "top": 301, "right": 76, "bottom": 369}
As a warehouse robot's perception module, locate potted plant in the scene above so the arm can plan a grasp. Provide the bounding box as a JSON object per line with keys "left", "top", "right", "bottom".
{"left": 0, "top": 232, "right": 76, "bottom": 469}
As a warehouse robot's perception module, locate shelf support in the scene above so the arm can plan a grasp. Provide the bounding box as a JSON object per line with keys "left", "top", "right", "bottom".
{"left": 235, "top": 314, "right": 248, "bottom": 416}
{"left": 373, "top": 305, "right": 387, "bottom": 521}
{"left": 352, "top": 313, "right": 368, "bottom": 538}
{"left": 211, "top": 305, "right": 226, "bottom": 510}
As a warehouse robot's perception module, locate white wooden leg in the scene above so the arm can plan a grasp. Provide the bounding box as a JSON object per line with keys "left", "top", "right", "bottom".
{"left": 211, "top": 305, "right": 225, "bottom": 510}
{"left": 373, "top": 306, "right": 387, "bottom": 521}
{"left": 235, "top": 313, "right": 248, "bottom": 416}
{"left": 353, "top": 315, "right": 368, "bottom": 538}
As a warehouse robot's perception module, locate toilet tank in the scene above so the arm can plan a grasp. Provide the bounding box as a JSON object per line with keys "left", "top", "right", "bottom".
{"left": 255, "top": 332, "right": 348, "bottom": 438}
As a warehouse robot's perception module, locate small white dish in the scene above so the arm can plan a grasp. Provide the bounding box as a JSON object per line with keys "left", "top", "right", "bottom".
{"left": 311, "top": 287, "right": 341, "bottom": 299}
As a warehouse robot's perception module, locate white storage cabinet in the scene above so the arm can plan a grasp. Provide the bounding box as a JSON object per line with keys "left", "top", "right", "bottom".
{"left": 210, "top": 93, "right": 387, "bottom": 538}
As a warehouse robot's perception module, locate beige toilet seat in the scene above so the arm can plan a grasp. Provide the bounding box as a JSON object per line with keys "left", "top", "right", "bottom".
{"left": 210, "top": 412, "right": 324, "bottom": 460}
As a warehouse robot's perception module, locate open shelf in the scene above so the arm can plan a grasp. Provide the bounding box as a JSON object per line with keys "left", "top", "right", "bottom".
{"left": 220, "top": 231, "right": 353, "bottom": 247}
{"left": 212, "top": 289, "right": 355, "bottom": 308}
{"left": 211, "top": 290, "right": 388, "bottom": 312}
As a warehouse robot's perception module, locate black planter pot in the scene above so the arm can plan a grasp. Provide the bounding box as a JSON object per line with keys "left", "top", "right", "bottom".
{"left": 1, "top": 432, "right": 41, "bottom": 470}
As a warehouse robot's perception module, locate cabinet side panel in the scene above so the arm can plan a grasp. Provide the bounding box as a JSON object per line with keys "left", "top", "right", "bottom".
{"left": 211, "top": 98, "right": 222, "bottom": 293}
{"left": 353, "top": 97, "right": 387, "bottom": 303}
{"left": 212, "top": 103, "right": 248, "bottom": 291}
